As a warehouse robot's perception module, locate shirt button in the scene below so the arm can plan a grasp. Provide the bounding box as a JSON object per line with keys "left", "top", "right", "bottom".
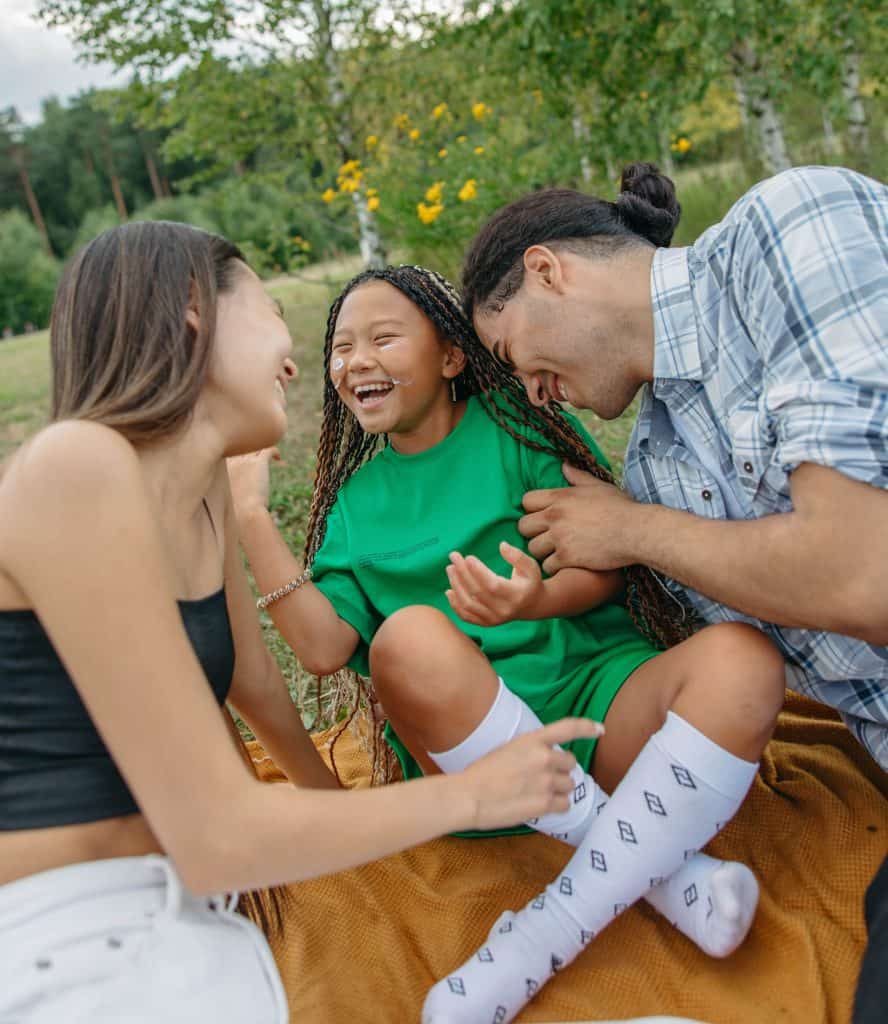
{"left": 701, "top": 489, "right": 712, "bottom": 501}
{"left": 743, "top": 461, "right": 753, "bottom": 473}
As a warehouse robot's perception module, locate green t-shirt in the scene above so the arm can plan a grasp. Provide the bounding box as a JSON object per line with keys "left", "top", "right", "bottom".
{"left": 312, "top": 396, "right": 657, "bottom": 796}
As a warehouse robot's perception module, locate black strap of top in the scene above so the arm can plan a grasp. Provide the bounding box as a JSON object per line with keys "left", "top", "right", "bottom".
{"left": 202, "top": 497, "right": 218, "bottom": 541}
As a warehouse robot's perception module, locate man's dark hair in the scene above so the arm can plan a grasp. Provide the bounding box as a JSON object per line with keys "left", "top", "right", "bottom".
{"left": 462, "top": 162, "right": 681, "bottom": 320}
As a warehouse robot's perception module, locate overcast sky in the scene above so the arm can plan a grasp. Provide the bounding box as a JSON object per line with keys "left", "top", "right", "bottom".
{"left": 1, "top": 0, "right": 123, "bottom": 123}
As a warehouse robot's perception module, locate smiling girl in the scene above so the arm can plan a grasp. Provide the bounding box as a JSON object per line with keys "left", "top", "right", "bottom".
{"left": 230, "top": 265, "right": 787, "bottom": 1022}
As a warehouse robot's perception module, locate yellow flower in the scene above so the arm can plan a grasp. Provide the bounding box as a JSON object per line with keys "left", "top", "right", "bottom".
{"left": 670, "top": 136, "right": 692, "bottom": 154}
{"left": 425, "top": 181, "right": 444, "bottom": 203}
{"left": 438, "top": 148, "right": 448, "bottom": 158}
{"left": 432, "top": 102, "right": 448, "bottom": 119}
{"left": 321, "top": 188, "right": 336, "bottom": 203}
{"left": 471, "top": 102, "right": 491, "bottom": 120}
{"left": 337, "top": 157, "right": 364, "bottom": 193}
{"left": 365, "top": 134, "right": 378, "bottom": 149}
{"left": 417, "top": 202, "right": 444, "bottom": 225}
{"left": 367, "top": 196, "right": 380, "bottom": 212}
{"left": 394, "top": 113, "right": 409, "bottom": 130}
{"left": 456, "top": 134, "right": 467, "bottom": 143}
{"left": 367, "top": 187, "right": 378, "bottom": 197}
{"left": 474, "top": 145, "right": 485, "bottom": 155}
{"left": 408, "top": 128, "right": 421, "bottom": 141}
{"left": 639, "top": 90, "right": 649, "bottom": 101}
{"left": 458, "top": 178, "right": 477, "bottom": 202}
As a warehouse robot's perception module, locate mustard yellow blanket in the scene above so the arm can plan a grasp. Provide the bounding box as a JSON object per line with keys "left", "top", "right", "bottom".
{"left": 249, "top": 692, "right": 888, "bottom": 1024}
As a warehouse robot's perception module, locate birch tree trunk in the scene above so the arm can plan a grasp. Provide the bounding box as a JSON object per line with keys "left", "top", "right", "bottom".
{"left": 658, "top": 125, "right": 676, "bottom": 176}
{"left": 733, "top": 73, "right": 749, "bottom": 127}
{"left": 821, "top": 111, "right": 841, "bottom": 155}
{"left": 732, "top": 42, "right": 791, "bottom": 174}
{"left": 840, "top": 45, "right": 868, "bottom": 153}
{"left": 571, "top": 109, "right": 592, "bottom": 185}
{"left": 313, "top": 0, "right": 385, "bottom": 268}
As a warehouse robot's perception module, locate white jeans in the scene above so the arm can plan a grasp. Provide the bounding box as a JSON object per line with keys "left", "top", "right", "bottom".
{"left": 0, "top": 854, "right": 288, "bottom": 1023}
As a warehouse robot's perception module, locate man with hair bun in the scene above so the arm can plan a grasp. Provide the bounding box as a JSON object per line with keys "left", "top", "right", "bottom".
{"left": 456, "top": 162, "right": 887, "bottom": 1024}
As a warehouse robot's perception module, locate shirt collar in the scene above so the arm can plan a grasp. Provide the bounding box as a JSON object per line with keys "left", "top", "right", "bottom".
{"left": 650, "top": 247, "right": 703, "bottom": 384}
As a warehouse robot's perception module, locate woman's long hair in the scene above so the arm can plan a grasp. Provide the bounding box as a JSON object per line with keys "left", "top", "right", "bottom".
{"left": 304, "top": 264, "right": 696, "bottom": 781}
{"left": 50, "top": 220, "right": 244, "bottom": 444}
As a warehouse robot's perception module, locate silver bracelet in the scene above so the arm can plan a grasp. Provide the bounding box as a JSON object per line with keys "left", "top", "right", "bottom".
{"left": 256, "top": 567, "right": 313, "bottom": 610}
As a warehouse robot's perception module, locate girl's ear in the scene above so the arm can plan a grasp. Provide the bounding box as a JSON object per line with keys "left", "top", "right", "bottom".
{"left": 442, "top": 342, "right": 467, "bottom": 379}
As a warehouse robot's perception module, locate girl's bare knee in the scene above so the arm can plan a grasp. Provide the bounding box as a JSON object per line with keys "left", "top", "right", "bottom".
{"left": 369, "top": 606, "right": 454, "bottom": 686}
{"left": 693, "top": 622, "right": 786, "bottom": 732}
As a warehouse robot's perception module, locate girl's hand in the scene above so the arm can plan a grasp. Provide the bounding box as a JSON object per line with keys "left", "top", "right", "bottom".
{"left": 458, "top": 718, "right": 604, "bottom": 831}
{"left": 446, "top": 542, "right": 544, "bottom": 626}
{"left": 227, "top": 447, "right": 281, "bottom": 527}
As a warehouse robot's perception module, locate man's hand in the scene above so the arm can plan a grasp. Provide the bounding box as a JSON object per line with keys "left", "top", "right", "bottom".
{"left": 519, "top": 463, "right": 638, "bottom": 574}
{"left": 445, "top": 541, "right": 545, "bottom": 626}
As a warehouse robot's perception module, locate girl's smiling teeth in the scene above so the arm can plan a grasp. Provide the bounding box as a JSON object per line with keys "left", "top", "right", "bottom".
{"left": 353, "top": 381, "right": 395, "bottom": 407}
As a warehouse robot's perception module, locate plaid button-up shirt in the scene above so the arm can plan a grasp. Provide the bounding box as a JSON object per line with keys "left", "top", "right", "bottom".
{"left": 622, "top": 165, "right": 888, "bottom": 769}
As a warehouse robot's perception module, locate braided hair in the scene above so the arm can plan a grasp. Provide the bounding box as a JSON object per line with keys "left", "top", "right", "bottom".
{"left": 305, "top": 263, "right": 694, "bottom": 650}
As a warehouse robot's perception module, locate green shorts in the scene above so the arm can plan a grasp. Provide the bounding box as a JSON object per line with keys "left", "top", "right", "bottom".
{"left": 384, "top": 645, "right": 658, "bottom": 838}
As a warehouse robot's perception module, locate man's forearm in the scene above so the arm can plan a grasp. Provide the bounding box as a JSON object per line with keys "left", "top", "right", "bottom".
{"left": 626, "top": 502, "right": 887, "bottom": 642}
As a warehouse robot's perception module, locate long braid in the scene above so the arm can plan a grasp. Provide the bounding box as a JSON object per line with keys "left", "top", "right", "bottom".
{"left": 303, "top": 266, "right": 695, "bottom": 780}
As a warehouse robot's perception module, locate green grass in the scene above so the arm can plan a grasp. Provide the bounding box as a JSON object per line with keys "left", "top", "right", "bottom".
{"left": 0, "top": 254, "right": 635, "bottom": 725}
{"left": 0, "top": 330, "right": 51, "bottom": 458}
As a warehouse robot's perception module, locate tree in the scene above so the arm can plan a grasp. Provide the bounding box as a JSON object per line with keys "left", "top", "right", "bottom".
{"left": 37, "top": 0, "right": 415, "bottom": 267}
{"left": 0, "top": 109, "right": 53, "bottom": 254}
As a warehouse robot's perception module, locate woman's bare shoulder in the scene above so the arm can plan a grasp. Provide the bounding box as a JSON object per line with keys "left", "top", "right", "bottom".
{"left": 1, "top": 420, "right": 139, "bottom": 500}
{"left": 0, "top": 422, "right": 145, "bottom": 577}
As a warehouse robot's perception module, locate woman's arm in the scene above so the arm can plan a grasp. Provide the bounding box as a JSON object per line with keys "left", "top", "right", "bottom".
{"left": 227, "top": 450, "right": 358, "bottom": 675}
{"left": 2, "top": 423, "right": 598, "bottom": 894}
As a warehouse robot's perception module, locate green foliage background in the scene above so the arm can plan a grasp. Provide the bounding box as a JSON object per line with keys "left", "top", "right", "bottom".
{"left": 1, "top": 0, "right": 885, "bottom": 334}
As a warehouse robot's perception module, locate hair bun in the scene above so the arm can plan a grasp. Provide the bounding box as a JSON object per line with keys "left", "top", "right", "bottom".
{"left": 615, "top": 162, "right": 681, "bottom": 247}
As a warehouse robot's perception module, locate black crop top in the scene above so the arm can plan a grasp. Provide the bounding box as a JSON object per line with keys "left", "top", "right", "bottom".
{"left": 0, "top": 587, "right": 234, "bottom": 830}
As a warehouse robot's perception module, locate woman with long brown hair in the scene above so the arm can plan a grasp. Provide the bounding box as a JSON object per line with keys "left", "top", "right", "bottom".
{"left": 0, "top": 221, "right": 596, "bottom": 1022}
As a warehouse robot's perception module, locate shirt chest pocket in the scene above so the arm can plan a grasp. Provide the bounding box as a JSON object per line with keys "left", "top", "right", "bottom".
{"left": 728, "top": 405, "right": 792, "bottom": 514}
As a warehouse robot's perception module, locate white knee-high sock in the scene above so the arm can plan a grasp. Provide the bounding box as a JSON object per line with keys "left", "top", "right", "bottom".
{"left": 430, "top": 681, "right": 597, "bottom": 846}
{"left": 429, "top": 679, "right": 758, "bottom": 956}
{"left": 423, "top": 711, "right": 759, "bottom": 1024}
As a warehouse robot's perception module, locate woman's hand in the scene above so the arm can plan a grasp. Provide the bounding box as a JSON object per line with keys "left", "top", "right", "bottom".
{"left": 445, "top": 541, "right": 544, "bottom": 626}
{"left": 227, "top": 447, "right": 280, "bottom": 528}
{"left": 457, "top": 718, "right": 604, "bottom": 832}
